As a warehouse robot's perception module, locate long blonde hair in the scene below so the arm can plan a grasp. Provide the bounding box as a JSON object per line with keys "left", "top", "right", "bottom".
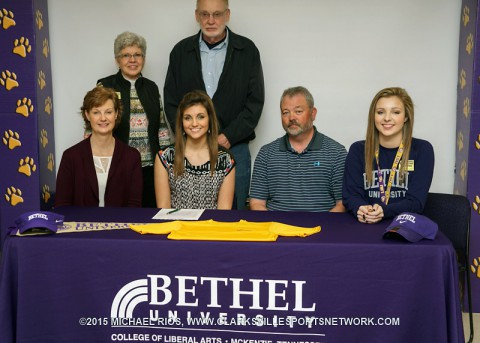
{"left": 173, "top": 90, "right": 219, "bottom": 177}
{"left": 364, "top": 87, "right": 414, "bottom": 186}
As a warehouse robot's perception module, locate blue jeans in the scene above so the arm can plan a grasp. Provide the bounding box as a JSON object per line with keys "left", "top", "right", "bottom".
{"left": 229, "top": 143, "right": 251, "bottom": 210}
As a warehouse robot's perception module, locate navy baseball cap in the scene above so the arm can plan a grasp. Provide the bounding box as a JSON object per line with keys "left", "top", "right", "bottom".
{"left": 12, "top": 211, "right": 64, "bottom": 235}
{"left": 383, "top": 212, "right": 438, "bottom": 243}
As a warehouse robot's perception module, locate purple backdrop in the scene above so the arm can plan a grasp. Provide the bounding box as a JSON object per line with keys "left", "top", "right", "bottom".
{"left": 455, "top": 0, "right": 480, "bottom": 312}
{"left": 0, "top": 0, "right": 56, "bottom": 244}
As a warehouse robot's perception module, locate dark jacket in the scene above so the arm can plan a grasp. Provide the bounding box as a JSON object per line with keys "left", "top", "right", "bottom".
{"left": 97, "top": 71, "right": 161, "bottom": 157}
{"left": 55, "top": 137, "right": 143, "bottom": 207}
{"left": 164, "top": 28, "right": 265, "bottom": 146}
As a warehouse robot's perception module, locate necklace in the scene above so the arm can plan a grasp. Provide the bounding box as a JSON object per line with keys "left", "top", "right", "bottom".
{"left": 375, "top": 141, "right": 404, "bottom": 205}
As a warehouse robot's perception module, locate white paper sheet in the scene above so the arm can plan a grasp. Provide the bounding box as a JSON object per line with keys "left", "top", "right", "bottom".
{"left": 152, "top": 208, "right": 205, "bottom": 221}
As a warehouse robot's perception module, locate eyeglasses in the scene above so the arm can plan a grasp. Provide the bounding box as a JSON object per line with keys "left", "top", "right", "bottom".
{"left": 198, "top": 10, "right": 227, "bottom": 20}
{"left": 118, "top": 53, "right": 144, "bottom": 60}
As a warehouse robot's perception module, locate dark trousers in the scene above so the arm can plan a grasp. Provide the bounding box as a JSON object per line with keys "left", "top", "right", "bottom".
{"left": 142, "top": 165, "right": 156, "bottom": 208}
{"left": 229, "top": 143, "right": 251, "bottom": 210}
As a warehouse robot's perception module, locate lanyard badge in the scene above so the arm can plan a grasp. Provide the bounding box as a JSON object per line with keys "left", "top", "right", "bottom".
{"left": 375, "top": 141, "right": 404, "bottom": 205}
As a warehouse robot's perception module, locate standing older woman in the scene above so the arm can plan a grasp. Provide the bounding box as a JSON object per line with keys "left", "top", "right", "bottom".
{"left": 154, "top": 90, "right": 235, "bottom": 209}
{"left": 56, "top": 87, "right": 142, "bottom": 207}
{"left": 97, "top": 31, "right": 172, "bottom": 208}
{"left": 342, "top": 87, "right": 434, "bottom": 223}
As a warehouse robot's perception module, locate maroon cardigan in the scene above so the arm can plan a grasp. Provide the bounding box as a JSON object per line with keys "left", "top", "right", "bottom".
{"left": 55, "top": 137, "right": 143, "bottom": 208}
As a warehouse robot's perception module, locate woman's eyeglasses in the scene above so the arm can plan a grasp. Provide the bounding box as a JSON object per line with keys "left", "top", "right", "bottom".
{"left": 118, "top": 53, "right": 144, "bottom": 60}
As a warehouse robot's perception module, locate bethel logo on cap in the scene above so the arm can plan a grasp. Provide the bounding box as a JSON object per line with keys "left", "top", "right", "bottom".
{"left": 383, "top": 212, "right": 438, "bottom": 243}
{"left": 11, "top": 211, "right": 64, "bottom": 235}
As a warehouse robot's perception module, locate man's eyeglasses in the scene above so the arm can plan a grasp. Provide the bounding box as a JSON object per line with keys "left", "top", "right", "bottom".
{"left": 198, "top": 10, "right": 227, "bottom": 20}
{"left": 118, "top": 53, "right": 144, "bottom": 60}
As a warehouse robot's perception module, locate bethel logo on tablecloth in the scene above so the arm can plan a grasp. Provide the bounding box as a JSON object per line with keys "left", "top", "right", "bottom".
{"left": 110, "top": 274, "right": 316, "bottom": 321}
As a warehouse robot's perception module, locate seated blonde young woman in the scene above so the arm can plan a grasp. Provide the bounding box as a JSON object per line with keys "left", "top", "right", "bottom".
{"left": 342, "top": 87, "right": 434, "bottom": 223}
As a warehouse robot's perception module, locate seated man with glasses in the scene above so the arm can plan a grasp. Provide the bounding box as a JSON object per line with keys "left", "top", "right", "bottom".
{"left": 164, "top": 0, "right": 265, "bottom": 210}
{"left": 97, "top": 31, "right": 173, "bottom": 208}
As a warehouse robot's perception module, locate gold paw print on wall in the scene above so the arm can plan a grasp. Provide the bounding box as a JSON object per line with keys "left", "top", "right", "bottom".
{"left": 3, "top": 130, "right": 21, "bottom": 150}
{"left": 463, "top": 97, "right": 470, "bottom": 118}
{"left": 16, "top": 98, "right": 34, "bottom": 117}
{"left": 38, "top": 71, "right": 46, "bottom": 90}
{"left": 18, "top": 157, "right": 37, "bottom": 176}
{"left": 457, "top": 131, "right": 464, "bottom": 151}
{"left": 0, "top": 8, "right": 15, "bottom": 30}
{"left": 42, "top": 185, "right": 50, "bottom": 203}
{"left": 42, "top": 38, "right": 49, "bottom": 58}
{"left": 35, "top": 9, "right": 43, "bottom": 30}
{"left": 0, "top": 70, "right": 19, "bottom": 91}
{"left": 12, "top": 37, "right": 32, "bottom": 58}
{"left": 466, "top": 33, "right": 474, "bottom": 55}
{"left": 463, "top": 6, "right": 470, "bottom": 27}
{"left": 459, "top": 69, "right": 466, "bottom": 89}
{"left": 460, "top": 160, "right": 467, "bottom": 181}
{"left": 471, "top": 257, "right": 480, "bottom": 279}
{"left": 5, "top": 186, "right": 23, "bottom": 206}
{"left": 39, "top": 129, "right": 48, "bottom": 148}
{"left": 47, "top": 153, "right": 55, "bottom": 171}
{"left": 472, "top": 195, "right": 480, "bottom": 214}
{"left": 44, "top": 96, "right": 52, "bottom": 114}
{"left": 476, "top": 134, "right": 480, "bottom": 150}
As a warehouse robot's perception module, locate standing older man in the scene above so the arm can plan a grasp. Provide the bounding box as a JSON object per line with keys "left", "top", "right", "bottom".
{"left": 250, "top": 87, "right": 347, "bottom": 212}
{"left": 164, "top": 0, "right": 264, "bottom": 210}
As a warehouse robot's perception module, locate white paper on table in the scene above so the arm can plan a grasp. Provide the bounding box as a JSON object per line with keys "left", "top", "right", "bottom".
{"left": 152, "top": 208, "right": 205, "bottom": 221}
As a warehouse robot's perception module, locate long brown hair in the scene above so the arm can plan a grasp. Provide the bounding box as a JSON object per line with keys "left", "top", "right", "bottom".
{"left": 365, "top": 87, "right": 414, "bottom": 185}
{"left": 173, "top": 90, "right": 219, "bottom": 177}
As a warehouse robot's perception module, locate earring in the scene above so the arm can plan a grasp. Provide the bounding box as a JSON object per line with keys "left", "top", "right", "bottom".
{"left": 208, "top": 129, "right": 211, "bottom": 134}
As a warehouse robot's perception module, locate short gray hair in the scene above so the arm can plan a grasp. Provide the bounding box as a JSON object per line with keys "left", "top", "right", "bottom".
{"left": 114, "top": 31, "right": 147, "bottom": 57}
{"left": 196, "top": 0, "right": 229, "bottom": 9}
{"left": 280, "top": 86, "right": 314, "bottom": 109}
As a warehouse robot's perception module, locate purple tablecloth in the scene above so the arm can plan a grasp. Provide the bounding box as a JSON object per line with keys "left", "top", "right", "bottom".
{"left": 0, "top": 207, "right": 465, "bottom": 342}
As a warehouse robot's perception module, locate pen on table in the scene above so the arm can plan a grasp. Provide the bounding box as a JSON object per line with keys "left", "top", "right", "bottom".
{"left": 166, "top": 208, "right": 180, "bottom": 215}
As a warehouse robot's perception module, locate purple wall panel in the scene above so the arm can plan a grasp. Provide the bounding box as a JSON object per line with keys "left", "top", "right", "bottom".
{"left": 456, "top": 0, "right": 480, "bottom": 312}
{"left": 0, "top": 0, "right": 56, "bottom": 241}
{"left": 467, "top": 110, "right": 480, "bottom": 312}
{"left": 33, "top": 0, "right": 56, "bottom": 210}
{"left": 455, "top": 0, "right": 476, "bottom": 196}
